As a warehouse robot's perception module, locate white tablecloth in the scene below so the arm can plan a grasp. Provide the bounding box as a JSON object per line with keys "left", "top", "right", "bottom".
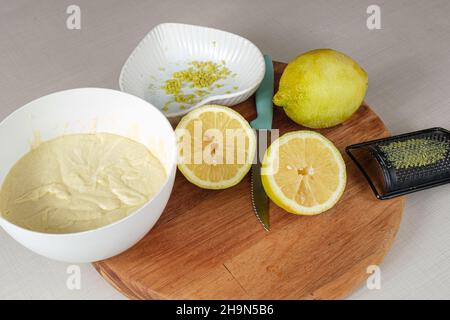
{"left": 0, "top": 0, "right": 449, "bottom": 299}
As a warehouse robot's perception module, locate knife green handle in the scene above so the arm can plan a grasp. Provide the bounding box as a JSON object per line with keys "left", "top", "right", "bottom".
{"left": 251, "top": 54, "right": 274, "bottom": 130}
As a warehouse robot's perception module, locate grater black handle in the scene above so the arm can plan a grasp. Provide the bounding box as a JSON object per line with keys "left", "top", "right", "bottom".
{"left": 346, "top": 144, "right": 386, "bottom": 199}
{"left": 346, "top": 127, "right": 450, "bottom": 200}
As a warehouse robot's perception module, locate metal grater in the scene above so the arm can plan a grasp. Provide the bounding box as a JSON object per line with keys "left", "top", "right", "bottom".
{"left": 346, "top": 128, "right": 450, "bottom": 199}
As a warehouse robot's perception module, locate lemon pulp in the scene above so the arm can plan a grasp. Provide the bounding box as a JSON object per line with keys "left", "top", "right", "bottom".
{"left": 176, "top": 105, "right": 256, "bottom": 189}
{"left": 262, "top": 131, "right": 346, "bottom": 215}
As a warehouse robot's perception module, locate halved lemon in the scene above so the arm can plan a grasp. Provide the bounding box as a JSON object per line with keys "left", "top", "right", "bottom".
{"left": 261, "top": 131, "right": 346, "bottom": 215}
{"left": 175, "top": 105, "right": 256, "bottom": 189}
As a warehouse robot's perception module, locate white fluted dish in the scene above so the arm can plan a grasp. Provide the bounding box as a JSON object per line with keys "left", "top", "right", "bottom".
{"left": 120, "top": 23, "right": 265, "bottom": 123}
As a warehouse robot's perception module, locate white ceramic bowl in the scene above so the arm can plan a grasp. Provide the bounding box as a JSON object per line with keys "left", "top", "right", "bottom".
{"left": 0, "top": 88, "right": 177, "bottom": 263}
{"left": 120, "top": 23, "right": 265, "bottom": 122}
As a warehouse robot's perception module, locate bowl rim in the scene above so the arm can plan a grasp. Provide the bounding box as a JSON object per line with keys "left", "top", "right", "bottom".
{"left": 119, "top": 22, "right": 265, "bottom": 118}
{"left": 0, "top": 87, "right": 177, "bottom": 238}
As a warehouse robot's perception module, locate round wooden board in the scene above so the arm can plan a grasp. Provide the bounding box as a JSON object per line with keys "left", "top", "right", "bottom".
{"left": 93, "top": 61, "right": 405, "bottom": 299}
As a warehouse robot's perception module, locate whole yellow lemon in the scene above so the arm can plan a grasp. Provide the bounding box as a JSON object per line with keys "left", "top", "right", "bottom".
{"left": 273, "top": 49, "right": 368, "bottom": 128}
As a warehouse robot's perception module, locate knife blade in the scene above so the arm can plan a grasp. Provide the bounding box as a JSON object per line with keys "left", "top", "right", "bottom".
{"left": 251, "top": 133, "right": 270, "bottom": 231}
{"left": 250, "top": 54, "right": 274, "bottom": 231}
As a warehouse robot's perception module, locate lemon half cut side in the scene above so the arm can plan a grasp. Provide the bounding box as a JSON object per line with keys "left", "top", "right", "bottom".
{"left": 261, "top": 131, "right": 346, "bottom": 215}
{"left": 175, "top": 105, "right": 256, "bottom": 189}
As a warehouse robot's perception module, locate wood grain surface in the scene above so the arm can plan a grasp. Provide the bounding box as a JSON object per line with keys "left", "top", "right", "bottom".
{"left": 93, "top": 61, "right": 405, "bottom": 299}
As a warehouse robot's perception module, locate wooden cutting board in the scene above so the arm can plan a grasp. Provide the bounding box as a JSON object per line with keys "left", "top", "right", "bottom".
{"left": 93, "top": 61, "right": 405, "bottom": 299}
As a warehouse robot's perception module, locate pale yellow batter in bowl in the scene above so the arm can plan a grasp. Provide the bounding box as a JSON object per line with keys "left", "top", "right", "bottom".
{"left": 0, "top": 88, "right": 177, "bottom": 262}
{"left": 0, "top": 133, "right": 167, "bottom": 234}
